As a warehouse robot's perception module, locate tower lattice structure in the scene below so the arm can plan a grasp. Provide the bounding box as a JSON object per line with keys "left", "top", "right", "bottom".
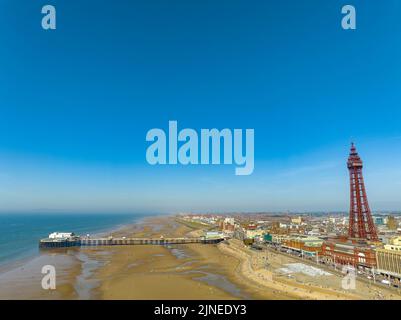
{"left": 347, "top": 143, "right": 378, "bottom": 241}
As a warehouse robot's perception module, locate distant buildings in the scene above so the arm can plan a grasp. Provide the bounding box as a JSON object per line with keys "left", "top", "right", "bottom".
{"left": 219, "top": 217, "right": 235, "bottom": 234}
{"left": 291, "top": 216, "right": 303, "bottom": 225}
{"left": 373, "top": 216, "right": 385, "bottom": 226}
{"left": 177, "top": 206, "right": 401, "bottom": 282}
{"left": 180, "top": 214, "right": 218, "bottom": 226}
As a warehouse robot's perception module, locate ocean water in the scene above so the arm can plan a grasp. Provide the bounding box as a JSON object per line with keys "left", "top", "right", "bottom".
{"left": 0, "top": 213, "right": 147, "bottom": 268}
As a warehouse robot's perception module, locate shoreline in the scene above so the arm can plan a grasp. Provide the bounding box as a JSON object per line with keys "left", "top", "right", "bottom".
{"left": 0, "top": 213, "right": 161, "bottom": 273}
{"left": 2, "top": 215, "right": 401, "bottom": 300}
{"left": 0, "top": 214, "right": 166, "bottom": 300}
{"left": 0, "top": 213, "right": 162, "bottom": 272}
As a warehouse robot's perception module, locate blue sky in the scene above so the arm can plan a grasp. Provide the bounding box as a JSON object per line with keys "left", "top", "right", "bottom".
{"left": 1, "top": 0, "right": 401, "bottom": 213}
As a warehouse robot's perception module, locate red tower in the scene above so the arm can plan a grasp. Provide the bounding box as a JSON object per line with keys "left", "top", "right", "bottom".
{"left": 347, "top": 143, "right": 378, "bottom": 241}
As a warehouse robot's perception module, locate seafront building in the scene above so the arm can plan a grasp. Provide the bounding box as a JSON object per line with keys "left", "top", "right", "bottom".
{"left": 374, "top": 236, "right": 401, "bottom": 281}
{"left": 376, "top": 246, "right": 401, "bottom": 281}
{"left": 320, "top": 238, "right": 377, "bottom": 268}
{"left": 281, "top": 235, "right": 323, "bottom": 257}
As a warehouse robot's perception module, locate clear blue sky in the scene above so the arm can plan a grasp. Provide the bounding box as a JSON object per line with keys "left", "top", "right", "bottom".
{"left": 1, "top": 0, "right": 401, "bottom": 213}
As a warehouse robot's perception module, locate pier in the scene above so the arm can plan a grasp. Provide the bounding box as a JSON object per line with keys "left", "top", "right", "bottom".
{"left": 39, "top": 236, "right": 224, "bottom": 248}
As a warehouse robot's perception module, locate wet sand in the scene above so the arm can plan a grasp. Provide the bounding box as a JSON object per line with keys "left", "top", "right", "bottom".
{"left": 0, "top": 250, "right": 80, "bottom": 299}
{"left": 89, "top": 216, "right": 254, "bottom": 299}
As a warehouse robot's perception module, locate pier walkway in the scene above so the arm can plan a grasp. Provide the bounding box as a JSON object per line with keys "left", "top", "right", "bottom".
{"left": 39, "top": 236, "right": 224, "bottom": 248}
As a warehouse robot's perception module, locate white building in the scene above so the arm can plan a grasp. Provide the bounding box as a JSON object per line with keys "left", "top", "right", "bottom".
{"left": 48, "top": 232, "right": 75, "bottom": 239}
{"left": 224, "top": 217, "right": 235, "bottom": 225}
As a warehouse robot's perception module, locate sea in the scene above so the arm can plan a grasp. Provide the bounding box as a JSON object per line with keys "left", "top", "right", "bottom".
{"left": 0, "top": 213, "right": 147, "bottom": 268}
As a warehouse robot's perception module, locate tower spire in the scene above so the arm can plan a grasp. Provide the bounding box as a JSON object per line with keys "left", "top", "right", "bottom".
{"left": 347, "top": 143, "right": 378, "bottom": 241}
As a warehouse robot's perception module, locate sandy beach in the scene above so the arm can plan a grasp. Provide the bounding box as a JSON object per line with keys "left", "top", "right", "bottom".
{"left": 0, "top": 250, "right": 80, "bottom": 299}
{"left": 1, "top": 215, "right": 401, "bottom": 300}
{"left": 88, "top": 216, "right": 251, "bottom": 299}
